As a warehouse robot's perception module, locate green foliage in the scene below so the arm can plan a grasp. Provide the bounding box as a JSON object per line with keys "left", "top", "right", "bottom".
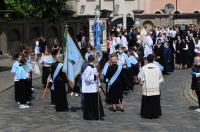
{"left": 4, "top": 0, "right": 62, "bottom": 20}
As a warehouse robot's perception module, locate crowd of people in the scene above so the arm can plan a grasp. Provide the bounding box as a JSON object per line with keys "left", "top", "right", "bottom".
{"left": 10, "top": 24, "right": 200, "bottom": 120}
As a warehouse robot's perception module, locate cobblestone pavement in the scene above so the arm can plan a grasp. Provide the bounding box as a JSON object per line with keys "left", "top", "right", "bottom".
{"left": 0, "top": 66, "right": 200, "bottom": 131}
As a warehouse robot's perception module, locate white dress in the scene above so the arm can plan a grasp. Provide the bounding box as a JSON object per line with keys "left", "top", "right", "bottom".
{"left": 144, "top": 35, "right": 153, "bottom": 57}
{"left": 34, "top": 41, "right": 40, "bottom": 54}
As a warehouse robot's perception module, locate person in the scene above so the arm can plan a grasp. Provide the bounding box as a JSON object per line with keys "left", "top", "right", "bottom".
{"left": 52, "top": 40, "right": 60, "bottom": 56}
{"left": 117, "top": 46, "right": 132, "bottom": 93}
{"left": 34, "top": 39, "right": 40, "bottom": 60}
{"left": 144, "top": 31, "right": 153, "bottom": 58}
{"left": 138, "top": 54, "right": 164, "bottom": 119}
{"left": 84, "top": 46, "right": 93, "bottom": 61}
{"left": 106, "top": 55, "right": 124, "bottom": 112}
{"left": 175, "top": 36, "right": 183, "bottom": 70}
{"left": 162, "top": 42, "right": 172, "bottom": 74}
{"left": 11, "top": 54, "right": 22, "bottom": 104}
{"left": 153, "top": 38, "right": 164, "bottom": 65}
{"left": 188, "top": 35, "right": 195, "bottom": 68}
{"left": 181, "top": 38, "right": 189, "bottom": 69}
{"left": 109, "top": 34, "right": 117, "bottom": 55}
{"left": 39, "top": 37, "right": 47, "bottom": 54}
{"left": 191, "top": 56, "right": 200, "bottom": 112}
{"left": 39, "top": 49, "right": 54, "bottom": 89}
{"left": 23, "top": 49, "right": 34, "bottom": 104}
{"left": 116, "top": 32, "right": 128, "bottom": 50}
{"left": 127, "top": 49, "right": 138, "bottom": 91}
{"left": 50, "top": 55, "right": 68, "bottom": 112}
{"left": 81, "top": 55, "right": 105, "bottom": 120}
{"left": 11, "top": 54, "right": 30, "bottom": 109}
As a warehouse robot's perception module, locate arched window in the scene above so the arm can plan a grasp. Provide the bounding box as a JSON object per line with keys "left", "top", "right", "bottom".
{"left": 155, "top": 11, "right": 161, "bottom": 14}
{"left": 174, "top": 11, "right": 180, "bottom": 14}
{"left": 30, "top": 27, "right": 41, "bottom": 40}
{"left": 9, "top": 29, "right": 21, "bottom": 41}
{"left": 143, "top": 21, "right": 154, "bottom": 28}
{"left": 194, "top": 11, "right": 200, "bottom": 14}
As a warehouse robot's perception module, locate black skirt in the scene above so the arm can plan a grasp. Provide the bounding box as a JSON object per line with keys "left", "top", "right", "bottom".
{"left": 54, "top": 81, "right": 68, "bottom": 112}
{"left": 83, "top": 93, "right": 105, "bottom": 120}
{"left": 141, "top": 95, "right": 161, "bottom": 119}
{"left": 42, "top": 67, "right": 51, "bottom": 85}
{"left": 108, "top": 85, "right": 123, "bottom": 104}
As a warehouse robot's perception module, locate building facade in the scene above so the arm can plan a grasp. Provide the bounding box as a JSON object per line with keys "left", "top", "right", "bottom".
{"left": 137, "top": 0, "right": 200, "bottom": 27}
{"left": 140, "top": 0, "right": 200, "bottom": 14}
{"left": 66, "top": 0, "right": 139, "bottom": 28}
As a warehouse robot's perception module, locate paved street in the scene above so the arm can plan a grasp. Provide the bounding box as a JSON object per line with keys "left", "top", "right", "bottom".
{"left": 0, "top": 56, "right": 14, "bottom": 93}
{"left": 1, "top": 58, "right": 200, "bottom": 132}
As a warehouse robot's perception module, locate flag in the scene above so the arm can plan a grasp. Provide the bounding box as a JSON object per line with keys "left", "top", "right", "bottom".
{"left": 63, "top": 31, "right": 85, "bottom": 88}
{"left": 92, "top": 18, "right": 105, "bottom": 62}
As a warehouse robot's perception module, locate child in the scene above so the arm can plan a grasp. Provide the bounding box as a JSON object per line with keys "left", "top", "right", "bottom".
{"left": 191, "top": 56, "right": 200, "bottom": 112}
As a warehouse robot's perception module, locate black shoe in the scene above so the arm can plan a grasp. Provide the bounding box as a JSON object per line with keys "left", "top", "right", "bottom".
{"left": 109, "top": 107, "right": 116, "bottom": 112}
{"left": 120, "top": 109, "right": 124, "bottom": 112}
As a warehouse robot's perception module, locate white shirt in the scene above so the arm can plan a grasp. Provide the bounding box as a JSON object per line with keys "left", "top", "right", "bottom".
{"left": 81, "top": 65, "right": 98, "bottom": 93}
{"left": 39, "top": 55, "right": 55, "bottom": 67}
{"left": 170, "top": 30, "right": 177, "bottom": 38}
{"left": 115, "top": 35, "right": 128, "bottom": 50}
{"left": 121, "top": 36, "right": 128, "bottom": 50}
{"left": 109, "top": 39, "right": 117, "bottom": 54}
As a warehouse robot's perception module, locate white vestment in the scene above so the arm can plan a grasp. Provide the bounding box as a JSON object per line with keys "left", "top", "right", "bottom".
{"left": 144, "top": 35, "right": 153, "bottom": 57}
{"left": 138, "top": 63, "right": 164, "bottom": 96}
{"left": 81, "top": 65, "right": 98, "bottom": 93}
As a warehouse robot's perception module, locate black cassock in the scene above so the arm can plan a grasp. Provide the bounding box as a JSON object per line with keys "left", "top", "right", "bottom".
{"left": 175, "top": 41, "right": 183, "bottom": 64}
{"left": 51, "top": 62, "right": 68, "bottom": 112}
{"left": 106, "top": 64, "right": 124, "bottom": 104}
{"left": 187, "top": 39, "right": 195, "bottom": 67}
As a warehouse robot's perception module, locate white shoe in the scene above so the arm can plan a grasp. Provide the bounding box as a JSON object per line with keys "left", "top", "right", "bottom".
{"left": 19, "top": 105, "right": 26, "bottom": 109}
{"left": 75, "top": 93, "right": 79, "bottom": 97}
{"left": 70, "top": 92, "right": 74, "bottom": 96}
{"left": 24, "top": 105, "right": 30, "bottom": 108}
{"left": 195, "top": 108, "right": 200, "bottom": 112}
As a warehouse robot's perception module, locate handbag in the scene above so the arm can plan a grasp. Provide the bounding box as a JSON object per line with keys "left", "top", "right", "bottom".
{"left": 33, "top": 62, "right": 41, "bottom": 76}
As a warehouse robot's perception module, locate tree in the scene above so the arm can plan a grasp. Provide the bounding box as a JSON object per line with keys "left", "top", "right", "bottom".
{"left": 4, "top": 0, "right": 62, "bottom": 20}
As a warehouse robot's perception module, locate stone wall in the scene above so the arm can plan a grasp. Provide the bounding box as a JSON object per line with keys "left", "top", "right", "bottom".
{"left": 0, "top": 20, "right": 63, "bottom": 56}
{"left": 0, "top": 32, "right": 7, "bottom": 55}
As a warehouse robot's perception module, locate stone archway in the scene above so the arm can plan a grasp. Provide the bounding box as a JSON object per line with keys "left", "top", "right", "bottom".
{"left": 110, "top": 17, "right": 123, "bottom": 29}
{"left": 30, "top": 27, "right": 41, "bottom": 40}
{"left": 46, "top": 26, "right": 59, "bottom": 48}
{"left": 110, "top": 16, "right": 134, "bottom": 31}
{"left": 143, "top": 20, "right": 154, "bottom": 29}
{"left": 7, "top": 29, "right": 22, "bottom": 55}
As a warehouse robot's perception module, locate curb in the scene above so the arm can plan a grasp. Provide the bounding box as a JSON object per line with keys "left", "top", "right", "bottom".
{"left": 188, "top": 88, "right": 198, "bottom": 103}
{"left": 0, "top": 76, "right": 41, "bottom": 94}
{"left": 183, "top": 78, "right": 198, "bottom": 105}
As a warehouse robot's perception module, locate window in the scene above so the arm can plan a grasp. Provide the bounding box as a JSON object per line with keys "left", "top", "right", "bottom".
{"left": 80, "top": 5, "right": 86, "bottom": 14}
{"left": 114, "top": 4, "right": 119, "bottom": 15}
{"left": 96, "top": 5, "right": 100, "bottom": 10}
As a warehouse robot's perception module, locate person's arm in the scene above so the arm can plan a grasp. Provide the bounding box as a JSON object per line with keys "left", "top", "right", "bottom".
{"left": 159, "top": 70, "right": 164, "bottom": 83}
{"left": 138, "top": 68, "right": 145, "bottom": 84}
